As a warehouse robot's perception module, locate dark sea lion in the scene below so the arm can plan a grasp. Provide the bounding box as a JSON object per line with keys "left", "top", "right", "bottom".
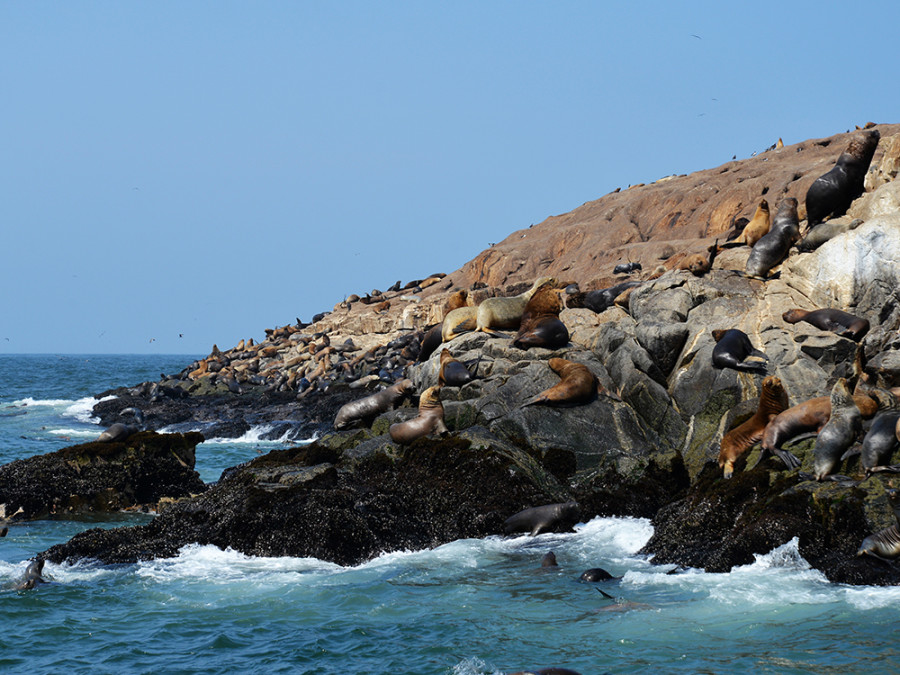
{"left": 613, "top": 261, "right": 642, "bottom": 275}
{"left": 711, "top": 329, "right": 767, "bottom": 373}
{"left": 806, "top": 129, "right": 880, "bottom": 227}
{"left": 388, "top": 385, "right": 448, "bottom": 444}
{"left": 583, "top": 281, "right": 642, "bottom": 313}
{"left": 735, "top": 199, "right": 770, "bottom": 246}
{"left": 503, "top": 501, "right": 580, "bottom": 536}
{"left": 725, "top": 216, "right": 750, "bottom": 242}
{"left": 521, "top": 358, "right": 616, "bottom": 407}
{"left": 798, "top": 218, "right": 862, "bottom": 252}
{"left": 541, "top": 551, "right": 559, "bottom": 568}
{"left": 15, "top": 559, "right": 46, "bottom": 590}
{"left": 782, "top": 308, "right": 870, "bottom": 341}
{"left": 418, "top": 323, "right": 444, "bottom": 362}
{"left": 745, "top": 197, "right": 800, "bottom": 278}
{"left": 718, "top": 376, "right": 789, "bottom": 478}
{"left": 858, "top": 522, "right": 900, "bottom": 562}
{"left": 513, "top": 285, "right": 569, "bottom": 350}
{"left": 333, "top": 379, "right": 415, "bottom": 430}
{"left": 438, "top": 349, "right": 474, "bottom": 387}
{"left": 579, "top": 567, "right": 617, "bottom": 582}
{"left": 96, "top": 407, "right": 145, "bottom": 443}
{"left": 811, "top": 378, "right": 862, "bottom": 481}
{"left": 857, "top": 389, "right": 900, "bottom": 475}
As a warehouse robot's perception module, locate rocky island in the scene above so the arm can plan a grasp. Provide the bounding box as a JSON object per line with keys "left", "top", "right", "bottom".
{"left": 9, "top": 124, "right": 900, "bottom": 586}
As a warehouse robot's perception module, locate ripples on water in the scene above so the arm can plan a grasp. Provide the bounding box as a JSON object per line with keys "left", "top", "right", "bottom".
{"left": 1, "top": 355, "right": 899, "bottom": 674}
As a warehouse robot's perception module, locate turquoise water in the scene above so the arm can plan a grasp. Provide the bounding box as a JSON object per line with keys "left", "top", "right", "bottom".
{"left": 1, "top": 355, "right": 899, "bottom": 675}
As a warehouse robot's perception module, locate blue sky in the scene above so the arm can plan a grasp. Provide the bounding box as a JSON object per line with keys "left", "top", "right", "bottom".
{"left": 3, "top": 2, "right": 898, "bottom": 354}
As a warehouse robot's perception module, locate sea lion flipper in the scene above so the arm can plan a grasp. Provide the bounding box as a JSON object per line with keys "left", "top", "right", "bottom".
{"left": 840, "top": 446, "right": 862, "bottom": 461}
{"left": 596, "top": 588, "right": 616, "bottom": 600}
{"left": 773, "top": 448, "right": 802, "bottom": 469}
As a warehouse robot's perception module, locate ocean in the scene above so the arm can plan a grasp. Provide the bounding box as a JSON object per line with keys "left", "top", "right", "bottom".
{"left": 0, "top": 354, "right": 898, "bottom": 675}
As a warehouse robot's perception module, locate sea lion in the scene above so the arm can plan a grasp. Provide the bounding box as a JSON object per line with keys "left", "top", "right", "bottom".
{"left": 717, "top": 376, "right": 789, "bottom": 478}
{"left": 676, "top": 240, "right": 718, "bottom": 276}
{"left": 806, "top": 129, "right": 880, "bottom": 227}
{"left": 96, "top": 407, "right": 145, "bottom": 443}
{"left": 441, "top": 306, "right": 478, "bottom": 341}
{"left": 15, "top": 559, "right": 46, "bottom": 590}
{"left": 858, "top": 522, "right": 900, "bottom": 562}
{"left": 474, "top": 276, "right": 556, "bottom": 335}
{"left": 513, "top": 285, "right": 569, "bottom": 350}
{"left": 333, "top": 379, "right": 415, "bottom": 430}
{"left": 579, "top": 567, "right": 617, "bottom": 582}
{"left": 388, "top": 385, "right": 449, "bottom": 444}
{"left": 541, "top": 551, "right": 559, "bottom": 568}
{"left": 798, "top": 218, "right": 862, "bottom": 252}
{"left": 782, "top": 308, "right": 870, "bottom": 341}
{"left": 735, "top": 199, "right": 770, "bottom": 246}
{"left": 583, "top": 281, "right": 642, "bottom": 313}
{"left": 810, "top": 378, "right": 862, "bottom": 481}
{"left": 503, "top": 501, "right": 580, "bottom": 536}
{"left": 857, "top": 389, "right": 900, "bottom": 475}
{"left": 521, "top": 358, "right": 615, "bottom": 407}
{"left": 613, "top": 261, "right": 642, "bottom": 275}
{"left": 438, "top": 349, "right": 475, "bottom": 387}
{"left": 418, "top": 323, "right": 444, "bottom": 363}
{"left": 444, "top": 289, "right": 469, "bottom": 313}
{"left": 759, "top": 391, "right": 879, "bottom": 469}
{"left": 711, "top": 329, "right": 767, "bottom": 374}
{"left": 745, "top": 197, "right": 800, "bottom": 278}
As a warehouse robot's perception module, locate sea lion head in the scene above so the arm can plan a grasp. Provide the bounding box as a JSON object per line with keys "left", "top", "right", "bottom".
{"left": 782, "top": 309, "right": 806, "bottom": 324}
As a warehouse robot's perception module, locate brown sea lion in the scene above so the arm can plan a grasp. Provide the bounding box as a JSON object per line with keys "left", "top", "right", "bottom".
{"left": 745, "top": 197, "right": 800, "bottom": 279}
{"left": 711, "top": 329, "right": 767, "bottom": 373}
{"left": 735, "top": 199, "right": 770, "bottom": 246}
{"left": 444, "top": 289, "right": 469, "bottom": 314}
{"left": 333, "top": 379, "right": 415, "bottom": 430}
{"left": 438, "top": 349, "right": 475, "bottom": 387}
{"left": 810, "top": 378, "right": 862, "bottom": 481}
{"left": 782, "top": 308, "right": 870, "bottom": 341}
{"left": 718, "top": 376, "right": 789, "bottom": 479}
{"left": 858, "top": 522, "right": 900, "bottom": 562}
{"left": 806, "top": 129, "right": 880, "bottom": 227}
{"left": 513, "top": 285, "right": 569, "bottom": 350}
{"left": 521, "top": 358, "right": 618, "bottom": 407}
{"left": 758, "top": 391, "right": 877, "bottom": 469}
{"left": 676, "top": 240, "right": 718, "bottom": 276}
{"left": 388, "top": 385, "right": 448, "bottom": 444}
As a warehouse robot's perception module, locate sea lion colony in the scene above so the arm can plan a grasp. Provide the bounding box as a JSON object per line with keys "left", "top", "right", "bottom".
{"left": 53, "top": 128, "right": 895, "bottom": 577}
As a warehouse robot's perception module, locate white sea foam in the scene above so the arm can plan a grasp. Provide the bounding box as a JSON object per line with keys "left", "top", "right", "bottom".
{"left": 197, "top": 424, "right": 318, "bottom": 445}
{"left": 64, "top": 395, "right": 115, "bottom": 423}
{"left": 11, "top": 397, "right": 76, "bottom": 407}
{"left": 47, "top": 428, "right": 99, "bottom": 439}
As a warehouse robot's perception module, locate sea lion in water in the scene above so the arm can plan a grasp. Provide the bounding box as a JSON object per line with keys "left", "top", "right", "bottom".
{"left": 782, "top": 308, "right": 870, "bottom": 341}
{"left": 513, "top": 285, "right": 569, "bottom": 350}
{"left": 858, "top": 521, "right": 900, "bottom": 562}
{"left": 745, "top": 197, "right": 800, "bottom": 279}
{"left": 580, "top": 567, "right": 617, "bottom": 582}
{"left": 541, "top": 551, "right": 559, "bottom": 568}
{"left": 15, "top": 559, "right": 46, "bottom": 590}
{"left": 521, "top": 358, "right": 618, "bottom": 407}
{"left": 734, "top": 199, "right": 770, "bottom": 247}
{"left": 333, "top": 379, "right": 415, "bottom": 430}
{"left": 758, "top": 392, "right": 878, "bottom": 469}
{"left": 798, "top": 218, "right": 862, "bottom": 252}
{"left": 718, "top": 376, "right": 789, "bottom": 478}
{"left": 438, "top": 349, "right": 474, "bottom": 387}
{"left": 806, "top": 129, "right": 880, "bottom": 227}
{"left": 810, "top": 378, "right": 862, "bottom": 481}
{"left": 503, "top": 501, "right": 580, "bottom": 536}
{"left": 388, "top": 385, "right": 448, "bottom": 444}
{"left": 711, "top": 329, "right": 767, "bottom": 374}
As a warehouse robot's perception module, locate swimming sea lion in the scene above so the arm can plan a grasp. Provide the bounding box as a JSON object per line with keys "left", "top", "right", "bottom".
{"left": 811, "top": 378, "right": 862, "bottom": 481}
{"left": 583, "top": 281, "right": 642, "bottom": 313}
{"left": 333, "top": 379, "right": 415, "bottom": 430}
{"left": 521, "top": 358, "right": 616, "bottom": 407}
{"left": 388, "top": 385, "right": 448, "bottom": 444}
{"left": 579, "top": 567, "right": 617, "bottom": 582}
{"left": 438, "top": 349, "right": 475, "bottom": 387}
{"left": 718, "top": 376, "right": 789, "bottom": 478}
{"left": 503, "top": 501, "right": 581, "bottom": 536}
{"left": 15, "top": 559, "right": 46, "bottom": 590}
{"left": 735, "top": 199, "right": 770, "bottom": 246}
{"left": 858, "top": 522, "right": 900, "bottom": 562}
{"left": 782, "top": 308, "right": 870, "bottom": 341}
{"left": 711, "top": 329, "right": 767, "bottom": 374}
{"left": 513, "top": 285, "right": 569, "bottom": 350}
{"left": 745, "top": 197, "right": 800, "bottom": 278}
{"left": 541, "top": 551, "right": 559, "bottom": 568}
{"left": 798, "top": 218, "right": 862, "bottom": 252}
{"left": 806, "top": 129, "right": 880, "bottom": 227}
